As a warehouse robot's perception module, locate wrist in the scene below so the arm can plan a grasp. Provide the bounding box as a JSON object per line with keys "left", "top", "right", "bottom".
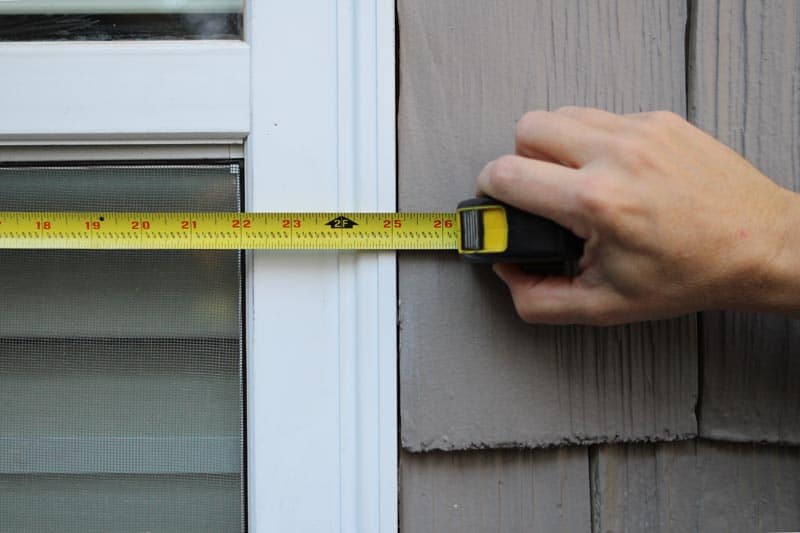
{"left": 735, "top": 187, "right": 800, "bottom": 314}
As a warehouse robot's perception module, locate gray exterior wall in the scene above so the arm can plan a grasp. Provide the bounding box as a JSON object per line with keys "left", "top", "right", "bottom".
{"left": 398, "top": 0, "right": 696, "bottom": 453}
{"left": 691, "top": 0, "right": 800, "bottom": 445}
{"left": 398, "top": 0, "right": 800, "bottom": 531}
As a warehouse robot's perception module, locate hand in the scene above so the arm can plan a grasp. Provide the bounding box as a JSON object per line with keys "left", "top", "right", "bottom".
{"left": 477, "top": 107, "right": 800, "bottom": 325}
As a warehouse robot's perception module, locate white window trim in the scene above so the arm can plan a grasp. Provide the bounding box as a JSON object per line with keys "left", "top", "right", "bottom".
{"left": 0, "top": 41, "right": 249, "bottom": 142}
{"left": 0, "top": 1, "right": 397, "bottom": 529}
{"left": 246, "top": 1, "right": 397, "bottom": 531}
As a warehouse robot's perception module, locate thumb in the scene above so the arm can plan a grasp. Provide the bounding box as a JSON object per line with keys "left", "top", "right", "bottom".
{"left": 493, "top": 264, "right": 609, "bottom": 325}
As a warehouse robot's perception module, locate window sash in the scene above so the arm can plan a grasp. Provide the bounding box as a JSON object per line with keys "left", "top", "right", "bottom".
{"left": 0, "top": 41, "right": 249, "bottom": 142}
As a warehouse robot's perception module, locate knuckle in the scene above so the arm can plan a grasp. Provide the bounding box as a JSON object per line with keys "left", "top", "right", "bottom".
{"left": 636, "top": 110, "right": 684, "bottom": 136}
{"left": 515, "top": 110, "right": 548, "bottom": 139}
{"left": 554, "top": 105, "right": 583, "bottom": 117}
{"left": 514, "top": 298, "right": 538, "bottom": 323}
{"left": 575, "top": 175, "right": 612, "bottom": 216}
{"left": 513, "top": 294, "right": 549, "bottom": 324}
{"left": 512, "top": 293, "right": 573, "bottom": 325}
{"left": 487, "top": 155, "right": 521, "bottom": 194}
{"left": 610, "top": 135, "right": 652, "bottom": 169}
{"left": 649, "top": 110, "right": 683, "bottom": 125}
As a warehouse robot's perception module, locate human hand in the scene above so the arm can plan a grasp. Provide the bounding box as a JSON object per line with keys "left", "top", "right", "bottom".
{"left": 477, "top": 107, "right": 800, "bottom": 325}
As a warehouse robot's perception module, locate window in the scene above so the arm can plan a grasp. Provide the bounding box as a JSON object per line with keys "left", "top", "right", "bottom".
{"left": 0, "top": 161, "right": 245, "bottom": 531}
{"left": 0, "top": 1, "right": 397, "bottom": 531}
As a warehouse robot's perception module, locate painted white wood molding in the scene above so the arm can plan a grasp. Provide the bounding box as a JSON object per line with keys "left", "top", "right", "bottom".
{"left": 246, "top": 1, "right": 396, "bottom": 532}
{"left": 0, "top": 41, "right": 249, "bottom": 141}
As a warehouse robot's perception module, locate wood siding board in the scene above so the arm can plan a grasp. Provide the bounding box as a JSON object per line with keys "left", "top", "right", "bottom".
{"left": 690, "top": 0, "right": 800, "bottom": 443}
{"left": 398, "top": 0, "right": 696, "bottom": 451}
{"left": 593, "top": 440, "right": 800, "bottom": 533}
{"left": 400, "top": 447, "right": 590, "bottom": 533}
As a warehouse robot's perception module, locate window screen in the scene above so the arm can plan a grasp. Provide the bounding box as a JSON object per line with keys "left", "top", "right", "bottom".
{"left": 0, "top": 162, "right": 245, "bottom": 532}
{"left": 0, "top": 1, "right": 243, "bottom": 41}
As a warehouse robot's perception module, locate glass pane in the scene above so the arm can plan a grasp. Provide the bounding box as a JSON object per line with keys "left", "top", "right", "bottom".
{"left": 0, "top": 162, "right": 244, "bottom": 532}
{"left": 0, "top": 1, "right": 243, "bottom": 41}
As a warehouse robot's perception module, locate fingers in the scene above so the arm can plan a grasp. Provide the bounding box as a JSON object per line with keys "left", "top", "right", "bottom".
{"left": 554, "top": 106, "right": 624, "bottom": 132}
{"left": 493, "top": 264, "right": 616, "bottom": 325}
{"left": 476, "top": 154, "right": 584, "bottom": 232}
{"left": 515, "top": 110, "right": 609, "bottom": 167}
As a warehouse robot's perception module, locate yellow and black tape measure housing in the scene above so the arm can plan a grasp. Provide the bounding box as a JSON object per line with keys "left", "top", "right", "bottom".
{"left": 456, "top": 198, "right": 584, "bottom": 266}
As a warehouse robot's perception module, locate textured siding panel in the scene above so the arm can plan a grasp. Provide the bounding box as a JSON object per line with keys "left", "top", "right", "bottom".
{"left": 398, "top": 0, "right": 696, "bottom": 451}
{"left": 593, "top": 440, "right": 800, "bottom": 533}
{"left": 690, "top": 0, "right": 800, "bottom": 443}
{"left": 400, "top": 447, "right": 590, "bottom": 533}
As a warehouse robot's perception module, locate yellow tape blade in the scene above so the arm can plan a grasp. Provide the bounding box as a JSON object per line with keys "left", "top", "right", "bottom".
{"left": 0, "top": 212, "right": 460, "bottom": 250}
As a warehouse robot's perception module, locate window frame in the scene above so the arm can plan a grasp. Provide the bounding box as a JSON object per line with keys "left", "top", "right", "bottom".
{"left": 0, "top": 1, "right": 398, "bottom": 531}
{"left": 0, "top": 40, "right": 248, "bottom": 142}
{"left": 245, "top": 2, "right": 397, "bottom": 531}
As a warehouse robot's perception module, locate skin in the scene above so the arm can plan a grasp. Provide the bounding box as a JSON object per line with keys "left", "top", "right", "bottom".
{"left": 476, "top": 107, "right": 800, "bottom": 325}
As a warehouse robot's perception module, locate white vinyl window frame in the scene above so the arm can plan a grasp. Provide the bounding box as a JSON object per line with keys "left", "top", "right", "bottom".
{"left": 0, "top": 1, "right": 397, "bottom": 531}
{"left": 0, "top": 41, "right": 249, "bottom": 142}
{"left": 246, "top": 2, "right": 397, "bottom": 531}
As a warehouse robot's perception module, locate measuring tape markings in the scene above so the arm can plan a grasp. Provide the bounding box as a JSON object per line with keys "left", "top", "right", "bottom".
{"left": 0, "top": 211, "right": 460, "bottom": 250}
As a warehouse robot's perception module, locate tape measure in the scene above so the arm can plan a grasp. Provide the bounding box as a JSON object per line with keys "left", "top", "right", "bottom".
{"left": 0, "top": 198, "right": 583, "bottom": 266}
